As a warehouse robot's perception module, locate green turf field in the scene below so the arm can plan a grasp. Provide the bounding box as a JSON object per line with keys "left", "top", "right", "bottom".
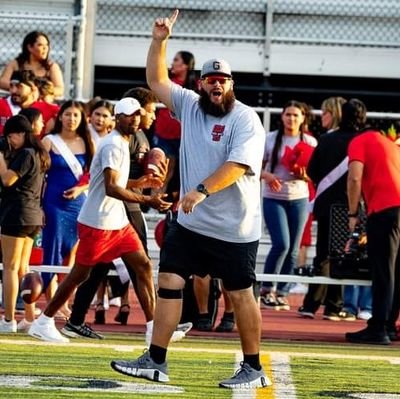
{"left": 1, "top": 334, "right": 400, "bottom": 398}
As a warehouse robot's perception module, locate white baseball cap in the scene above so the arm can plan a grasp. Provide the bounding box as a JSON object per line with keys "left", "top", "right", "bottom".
{"left": 114, "top": 97, "right": 144, "bottom": 116}
{"left": 201, "top": 58, "right": 232, "bottom": 78}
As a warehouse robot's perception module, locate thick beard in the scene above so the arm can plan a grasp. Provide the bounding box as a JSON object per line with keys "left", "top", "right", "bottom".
{"left": 198, "top": 89, "right": 236, "bottom": 117}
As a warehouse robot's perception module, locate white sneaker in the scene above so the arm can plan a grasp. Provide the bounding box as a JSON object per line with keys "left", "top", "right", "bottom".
{"left": 145, "top": 327, "right": 187, "bottom": 347}
{"left": 0, "top": 317, "right": 17, "bottom": 333}
{"left": 170, "top": 330, "right": 185, "bottom": 342}
{"left": 357, "top": 310, "right": 372, "bottom": 320}
{"left": 176, "top": 322, "right": 193, "bottom": 335}
{"left": 17, "top": 318, "right": 33, "bottom": 332}
{"left": 28, "top": 318, "right": 70, "bottom": 343}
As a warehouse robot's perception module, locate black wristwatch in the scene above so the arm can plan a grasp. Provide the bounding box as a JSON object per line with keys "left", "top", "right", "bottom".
{"left": 196, "top": 184, "right": 210, "bottom": 197}
{"left": 348, "top": 212, "right": 358, "bottom": 218}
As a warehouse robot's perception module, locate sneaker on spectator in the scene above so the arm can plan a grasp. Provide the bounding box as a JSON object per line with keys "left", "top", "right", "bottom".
{"left": 357, "top": 310, "right": 372, "bottom": 320}
{"left": 61, "top": 321, "right": 104, "bottom": 339}
{"left": 215, "top": 315, "right": 235, "bottom": 332}
{"left": 345, "top": 327, "right": 390, "bottom": 345}
{"left": 219, "top": 362, "right": 271, "bottom": 389}
{"left": 196, "top": 317, "right": 213, "bottom": 331}
{"left": 260, "top": 292, "right": 278, "bottom": 308}
{"left": 0, "top": 317, "right": 17, "bottom": 333}
{"left": 28, "top": 318, "right": 69, "bottom": 343}
{"left": 297, "top": 306, "right": 315, "bottom": 319}
{"left": 323, "top": 311, "right": 356, "bottom": 321}
{"left": 111, "top": 350, "right": 169, "bottom": 382}
{"left": 388, "top": 329, "right": 399, "bottom": 341}
{"left": 17, "top": 318, "right": 33, "bottom": 332}
{"left": 340, "top": 311, "right": 357, "bottom": 321}
{"left": 276, "top": 296, "right": 290, "bottom": 311}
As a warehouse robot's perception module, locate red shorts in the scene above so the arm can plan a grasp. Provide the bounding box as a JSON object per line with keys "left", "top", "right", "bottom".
{"left": 76, "top": 223, "right": 143, "bottom": 266}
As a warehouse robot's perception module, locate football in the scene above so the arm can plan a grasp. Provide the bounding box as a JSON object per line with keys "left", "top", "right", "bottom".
{"left": 20, "top": 271, "right": 43, "bottom": 304}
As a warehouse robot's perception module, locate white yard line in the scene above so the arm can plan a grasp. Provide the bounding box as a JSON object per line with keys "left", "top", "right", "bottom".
{"left": 2, "top": 339, "right": 399, "bottom": 365}
{"left": 270, "top": 353, "right": 297, "bottom": 399}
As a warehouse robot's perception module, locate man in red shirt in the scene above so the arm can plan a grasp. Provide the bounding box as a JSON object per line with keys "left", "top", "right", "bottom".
{"left": 346, "top": 130, "right": 400, "bottom": 344}
{"left": 0, "top": 71, "right": 23, "bottom": 134}
{"left": 0, "top": 71, "right": 58, "bottom": 137}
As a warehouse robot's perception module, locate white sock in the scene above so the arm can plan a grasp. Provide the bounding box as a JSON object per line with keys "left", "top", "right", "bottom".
{"left": 146, "top": 320, "right": 154, "bottom": 332}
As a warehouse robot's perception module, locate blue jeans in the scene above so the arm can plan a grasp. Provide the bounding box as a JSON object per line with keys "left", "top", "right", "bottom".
{"left": 344, "top": 285, "right": 372, "bottom": 315}
{"left": 262, "top": 197, "right": 308, "bottom": 295}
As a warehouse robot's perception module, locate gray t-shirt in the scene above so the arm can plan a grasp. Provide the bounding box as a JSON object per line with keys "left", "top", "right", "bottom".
{"left": 171, "top": 84, "right": 265, "bottom": 243}
{"left": 78, "top": 130, "right": 130, "bottom": 230}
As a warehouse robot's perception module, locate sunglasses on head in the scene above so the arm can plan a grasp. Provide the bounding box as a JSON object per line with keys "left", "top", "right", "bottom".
{"left": 203, "top": 76, "right": 231, "bottom": 85}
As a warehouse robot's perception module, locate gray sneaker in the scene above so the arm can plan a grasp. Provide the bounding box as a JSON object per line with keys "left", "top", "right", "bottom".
{"left": 219, "top": 362, "right": 271, "bottom": 389}
{"left": 111, "top": 350, "right": 169, "bottom": 383}
{"left": 61, "top": 321, "right": 104, "bottom": 339}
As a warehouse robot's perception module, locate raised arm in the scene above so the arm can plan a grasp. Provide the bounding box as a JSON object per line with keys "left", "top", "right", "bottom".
{"left": 146, "top": 9, "right": 179, "bottom": 110}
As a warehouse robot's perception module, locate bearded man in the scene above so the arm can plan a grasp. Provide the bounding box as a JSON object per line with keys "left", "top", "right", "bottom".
{"left": 111, "top": 9, "right": 271, "bottom": 390}
{"left": 0, "top": 71, "right": 27, "bottom": 134}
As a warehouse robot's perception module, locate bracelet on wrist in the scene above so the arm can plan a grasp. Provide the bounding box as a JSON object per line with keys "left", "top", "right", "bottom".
{"left": 348, "top": 212, "right": 358, "bottom": 218}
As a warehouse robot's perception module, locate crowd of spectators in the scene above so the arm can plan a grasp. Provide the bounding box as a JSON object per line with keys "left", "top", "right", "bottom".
{"left": 0, "top": 28, "right": 399, "bottom": 349}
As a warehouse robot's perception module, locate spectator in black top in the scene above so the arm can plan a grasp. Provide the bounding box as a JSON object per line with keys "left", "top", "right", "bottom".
{"left": 0, "top": 115, "right": 50, "bottom": 334}
{"left": 298, "top": 98, "right": 367, "bottom": 320}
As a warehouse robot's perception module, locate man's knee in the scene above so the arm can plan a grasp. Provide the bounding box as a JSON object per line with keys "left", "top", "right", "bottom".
{"left": 227, "top": 286, "right": 255, "bottom": 303}
{"left": 124, "top": 251, "right": 152, "bottom": 275}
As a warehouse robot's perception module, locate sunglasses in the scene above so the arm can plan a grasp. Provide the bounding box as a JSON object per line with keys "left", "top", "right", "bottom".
{"left": 203, "top": 76, "right": 231, "bottom": 85}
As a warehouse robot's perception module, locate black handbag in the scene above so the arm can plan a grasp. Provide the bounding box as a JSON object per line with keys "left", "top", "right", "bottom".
{"left": 328, "top": 204, "right": 371, "bottom": 280}
{"left": 329, "top": 253, "right": 371, "bottom": 280}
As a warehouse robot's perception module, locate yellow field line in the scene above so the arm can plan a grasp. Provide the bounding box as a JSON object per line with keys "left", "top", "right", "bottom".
{"left": 258, "top": 353, "right": 275, "bottom": 399}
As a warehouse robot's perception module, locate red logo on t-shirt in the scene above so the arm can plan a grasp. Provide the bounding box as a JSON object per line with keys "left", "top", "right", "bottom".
{"left": 211, "top": 124, "right": 225, "bottom": 141}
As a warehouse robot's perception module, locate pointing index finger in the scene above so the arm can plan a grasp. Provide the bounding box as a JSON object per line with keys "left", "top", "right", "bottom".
{"left": 169, "top": 9, "right": 179, "bottom": 25}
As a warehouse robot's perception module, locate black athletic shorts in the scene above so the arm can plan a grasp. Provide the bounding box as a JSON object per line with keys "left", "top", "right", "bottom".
{"left": 1, "top": 225, "right": 40, "bottom": 238}
{"left": 159, "top": 219, "right": 258, "bottom": 291}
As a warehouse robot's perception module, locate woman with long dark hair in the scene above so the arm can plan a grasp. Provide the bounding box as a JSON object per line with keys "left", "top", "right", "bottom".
{"left": 260, "top": 100, "right": 317, "bottom": 310}
{"left": 0, "top": 115, "right": 50, "bottom": 333}
{"left": 40, "top": 100, "right": 94, "bottom": 318}
{"left": 0, "top": 31, "right": 64, "bottom": 98}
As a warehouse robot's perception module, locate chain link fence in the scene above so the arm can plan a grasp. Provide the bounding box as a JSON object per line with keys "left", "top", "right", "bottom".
{"left": 96, "top": 0, "right": 266, "bottom": 41}
{"left": 96, "top": 0, "right": 400, "bottom": 47}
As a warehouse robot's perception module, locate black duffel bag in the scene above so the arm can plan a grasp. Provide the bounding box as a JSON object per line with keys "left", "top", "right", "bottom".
{"left": 329, "top": 253, "right": 371, "bottom": 280}
{"left": 329, "top": 226, "right": 371, "bottom": 280}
